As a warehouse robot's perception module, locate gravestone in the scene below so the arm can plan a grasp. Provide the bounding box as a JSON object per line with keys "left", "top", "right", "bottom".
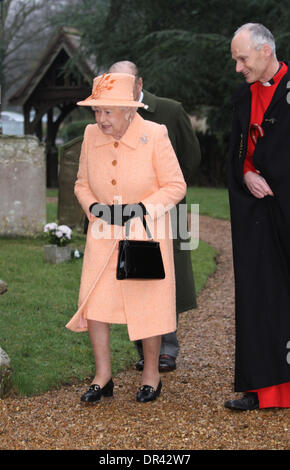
{"left": 0, "top": 280, "right": 8, "bottom": 295}
{"left": 0, "top": 283, "right": 13, "bottom": 398}
{"left": 0, "top": 135, "right": 46, "bottom": 236}
{"left": 58, "top": 136, "right": 85, "bottom": 229}
{"left": 0, "top": 348, "right": 13, "bottom": 398}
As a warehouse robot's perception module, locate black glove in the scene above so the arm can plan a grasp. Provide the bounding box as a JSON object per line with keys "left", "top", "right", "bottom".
{"left": 112, "top": 202, "right": 147, "bottom": 226}
{"left": 89, "top": 202, "right": 147, "bottom": 226}
{"left": 89, "top": 203, "right": 113, "bottom": 224}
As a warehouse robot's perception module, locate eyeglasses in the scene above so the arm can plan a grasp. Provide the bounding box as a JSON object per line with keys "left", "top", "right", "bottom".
{"left": 250, "top": 123, "right": 265, "bottom": 145}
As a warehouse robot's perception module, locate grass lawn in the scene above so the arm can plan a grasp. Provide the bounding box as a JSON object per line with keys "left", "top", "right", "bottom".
{"left": 0, "top": 188, "right": 224, "bottom": 396}
{"left": 187, "top": 186, "right": 230, "bottom": 220}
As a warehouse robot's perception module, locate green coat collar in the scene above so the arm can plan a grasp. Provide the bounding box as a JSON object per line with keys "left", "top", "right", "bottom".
{"left": 142, "top": 90, "right": 157, "bottom": 113}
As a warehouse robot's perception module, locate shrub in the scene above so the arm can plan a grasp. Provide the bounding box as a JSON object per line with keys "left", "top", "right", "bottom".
{"left": 59, "top": 119, "right": 95, "bottom": 142}
{"left": 190, "top": 131, "right": 230, "bottom": 187}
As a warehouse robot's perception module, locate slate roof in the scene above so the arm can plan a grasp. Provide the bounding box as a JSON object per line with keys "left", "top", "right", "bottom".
{"left": 9, "top": 27, "right": 97, "bottom": 106}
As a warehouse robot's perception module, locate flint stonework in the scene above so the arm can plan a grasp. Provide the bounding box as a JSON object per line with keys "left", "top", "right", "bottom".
{"left": 0, "top": 135, "right": 46, "bottom": 236}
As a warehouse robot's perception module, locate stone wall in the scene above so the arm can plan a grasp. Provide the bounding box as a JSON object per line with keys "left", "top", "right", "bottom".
{"left": 0, "top": 135, "right": 46, "bottom": 236}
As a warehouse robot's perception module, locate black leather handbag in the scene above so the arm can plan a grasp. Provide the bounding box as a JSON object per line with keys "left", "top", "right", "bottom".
{"left": 116, "top": 215, "right": 165, "bottom": 280}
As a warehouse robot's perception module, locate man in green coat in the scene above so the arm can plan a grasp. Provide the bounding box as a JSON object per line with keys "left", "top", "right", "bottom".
{"left": 109, "top": 61, "right": 201, "bottom": 372}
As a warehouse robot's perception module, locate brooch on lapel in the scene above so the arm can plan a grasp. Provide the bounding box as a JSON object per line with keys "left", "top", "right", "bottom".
{"left": 140, "top": 134, "right": 149, "bottom": 144}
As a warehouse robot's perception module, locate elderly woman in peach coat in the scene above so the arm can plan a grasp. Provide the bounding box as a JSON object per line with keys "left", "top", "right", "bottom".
{"left": 66, "top": 73, "right": 186, "bottom": 403}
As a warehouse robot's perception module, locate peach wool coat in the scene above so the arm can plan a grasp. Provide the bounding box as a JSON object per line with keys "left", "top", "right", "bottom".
{"left": 66, "top": 112, "right": 186, "bottom": 341}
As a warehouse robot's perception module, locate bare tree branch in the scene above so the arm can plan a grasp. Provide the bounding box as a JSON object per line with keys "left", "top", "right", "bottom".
{"left": 1, "top": 0, "right": 70, "bottom": 104}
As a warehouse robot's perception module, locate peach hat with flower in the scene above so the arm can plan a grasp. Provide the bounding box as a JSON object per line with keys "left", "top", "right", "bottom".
{"left": 77, "top": 72, "right": 146, "bottom": 108}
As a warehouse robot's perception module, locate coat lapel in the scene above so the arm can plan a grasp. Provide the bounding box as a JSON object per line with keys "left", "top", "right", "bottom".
{"left": 234, "top": 84, "right": 251, "bottom": 137}
{"left": 141, "top": 90, "right": 157, "bottom": 113}
{"left": 93, "top": 113, "right": 144, "bottom": 150}
{"left": 120, "top": 112, "right": 144, "bottom": 149}
{"left": 234, "top": 61, "right": 290, "bottom": 125}
{"left": 93, "top": 125, "right": 113, "bottom": 148}
{"left": 264, "top": 61, "right": 290, "bottom": 117}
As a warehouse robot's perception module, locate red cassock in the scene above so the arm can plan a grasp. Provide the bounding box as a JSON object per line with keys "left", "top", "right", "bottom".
{"left": 244, "top": 62, "right": 290, "bottom": 408}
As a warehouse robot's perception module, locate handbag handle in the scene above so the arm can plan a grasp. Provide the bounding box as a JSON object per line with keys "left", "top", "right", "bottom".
{"left": 125, "top": 213, "right": 153, "bottom": 239}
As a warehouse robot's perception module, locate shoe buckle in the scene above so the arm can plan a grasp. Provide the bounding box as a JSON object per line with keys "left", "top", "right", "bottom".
{"left": 89, "top": 384, "right": 100, "bottom": 391}
{"left": 140, "top": 385, "right": 154, "bottom": 393}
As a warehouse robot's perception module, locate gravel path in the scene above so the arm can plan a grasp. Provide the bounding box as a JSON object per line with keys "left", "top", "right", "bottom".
{"left": 0, "top": 216, "right": 289, "bottom": 450}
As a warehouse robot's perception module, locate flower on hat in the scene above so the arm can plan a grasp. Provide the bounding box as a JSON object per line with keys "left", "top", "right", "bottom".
{"left": 86, "top": 74, "right": 116, "bottom": 101}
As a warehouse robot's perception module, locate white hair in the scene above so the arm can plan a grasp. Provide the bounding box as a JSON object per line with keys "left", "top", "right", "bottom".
{"left": 234, "top": 23, "right": 276, "bottom": 56}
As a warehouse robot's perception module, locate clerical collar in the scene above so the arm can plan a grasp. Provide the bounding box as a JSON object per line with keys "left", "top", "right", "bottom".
{"left": 261, "top": 62, "right": 283, "bottom": 87}
{"left": 139, "top": 91, "right": 144, "bottom": 102}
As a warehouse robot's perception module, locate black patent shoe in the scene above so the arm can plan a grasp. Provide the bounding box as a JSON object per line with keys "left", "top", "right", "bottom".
{"left": 81, "top": 378, "right": 114, "bottom": 403}
{"left": 136, "top": 355, "right": 177, "bottom": 373}
{"left": 159, "top": 354, "right": 176, "bottom": 372}
{"left": 136, "top": 380, "right": 162, "bottom": 403}
{"left": 224, "top": 392, "right": 259, "bottom": 411}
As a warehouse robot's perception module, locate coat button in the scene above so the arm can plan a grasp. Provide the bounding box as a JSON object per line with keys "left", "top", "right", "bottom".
{"left": 112, "top": 160, "right": 117, "bottom": 166}
{"left": 114, "top": 142, "right": 119, "bottom": 148}
{"left": 111, "top": 179, "right": 117, "bottom": 185}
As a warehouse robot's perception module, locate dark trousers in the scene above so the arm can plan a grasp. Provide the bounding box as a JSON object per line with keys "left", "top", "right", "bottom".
{"left": 135, "top": 313, "right": 179, "bottom": 358}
